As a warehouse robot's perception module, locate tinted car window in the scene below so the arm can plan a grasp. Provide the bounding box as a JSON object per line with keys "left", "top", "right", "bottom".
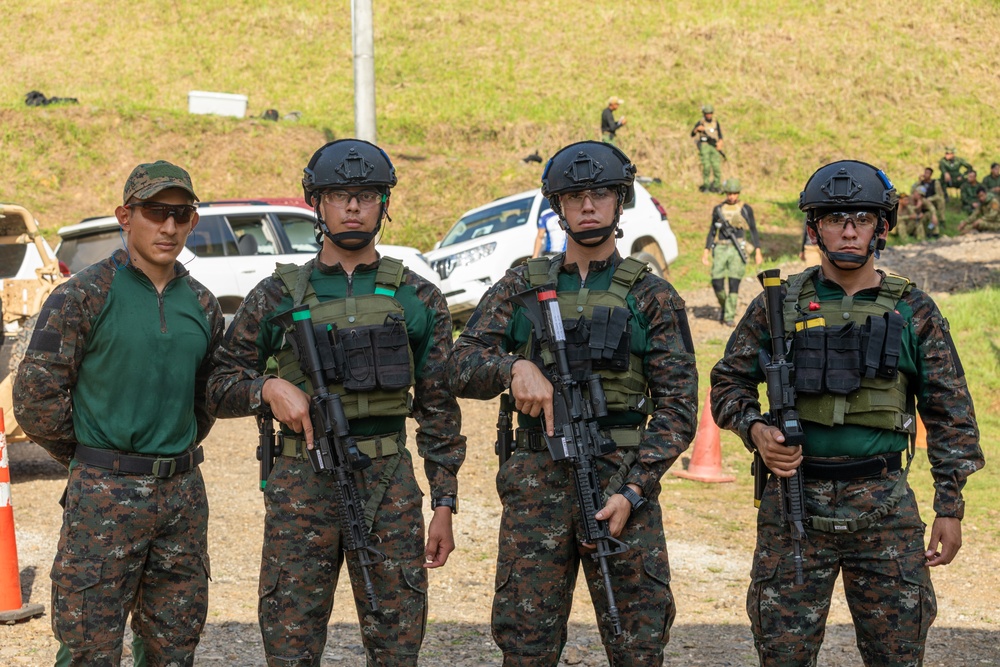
{"left": 0, "top": 246, "right": 29, "bottom": 279}
{"left": 440, "top": 197, "right": 534, "bottom": 248}
{"left": 55, "top": 229, "right": 121, "bottom": 273}
{"left": 227, "top": 215, "right": 276, "bottom": 255}
{"left": 187, "top": 216, "right": 239, "bottom": 257}
{"left": 278, "top": 213, "right": 321, "bottom": 253}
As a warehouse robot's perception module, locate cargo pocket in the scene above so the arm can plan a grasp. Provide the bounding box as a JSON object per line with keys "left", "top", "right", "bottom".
{"left": 50, "top": 556, "right": 104, "bottom": 643}
{"left": 895, "top": 550, "right": 937, "bottom": 645}
{"left": 401, "top": 564, "right": 428, "bottom": 638}
{"left": 639, "top": 550, "right": 675, "bottom": 643}
{"left": 747, "top": 549, "right": 782, "bottom": 640}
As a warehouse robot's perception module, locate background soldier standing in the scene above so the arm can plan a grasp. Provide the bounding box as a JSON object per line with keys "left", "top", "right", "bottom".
{"left": 207, "top": 139, "right": 466, "bottom": 667}
{"left": 702, "top": 178, "right": 763, "bottom": 326}
{"left": 691, "top": 103, "right": 724, "bottom": 192}
{"left": 711, "top": 160, "right": 984, "bottom": 666}
{"left": 13, "top": 161, "right": 224, "bottom": 666}
{"left": 448, "top": 141, "right": 698, "bottom": 666}
{"left": 601, "top": 96, "right": 627, "bottom": 145}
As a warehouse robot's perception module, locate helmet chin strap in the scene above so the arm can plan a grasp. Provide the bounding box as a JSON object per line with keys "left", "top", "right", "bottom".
{"left": 558, "top": 190, "right": 625, "bottom": 247}
{"left": 812, "top": 220, "right": 885, "bottom": 271}
{"left": 313, "top": 202, "right": 390, "bottom": 251}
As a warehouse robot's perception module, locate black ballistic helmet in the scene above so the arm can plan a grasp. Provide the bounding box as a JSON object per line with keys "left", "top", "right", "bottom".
{"left": 799, "top": 160, "right": 898, "bottom": 232}
{"left": 799, "top": 160, "right": 898, "bottom": 267}
{"left": 542, "top": 141, "right": 636, "bottom": 211}
{"left": 302, "top": 139, "right": 397, "bottom": 250}
{"left": 302, "top": 139, "right": 397, "bottom": 206}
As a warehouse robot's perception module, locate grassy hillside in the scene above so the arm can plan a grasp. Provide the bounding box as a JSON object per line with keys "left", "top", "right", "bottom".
{"left": 3, "top": 0, "right": 1000, "bottom": 289}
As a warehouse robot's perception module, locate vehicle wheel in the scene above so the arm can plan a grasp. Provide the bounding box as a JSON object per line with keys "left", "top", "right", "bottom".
{"left": 632, "top": 252, "right": 664, "bottom": 279}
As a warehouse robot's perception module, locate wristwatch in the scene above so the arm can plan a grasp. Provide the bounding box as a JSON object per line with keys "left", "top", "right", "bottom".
{"left": 617, "top": 485, "right": 646, "bottom": 511}
{"left": 431, "top": 496, "right": 458, "bottom": 514}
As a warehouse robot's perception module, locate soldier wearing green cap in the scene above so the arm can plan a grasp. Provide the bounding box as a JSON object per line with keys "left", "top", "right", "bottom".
{"left": 14, "top": 160, "right": 224, "bottom": 666}
{"left": 692, "top": 104, "right": 724, "bottom": 192}
{"left": 702, "top": 178, "right": 762, "bottom": 325}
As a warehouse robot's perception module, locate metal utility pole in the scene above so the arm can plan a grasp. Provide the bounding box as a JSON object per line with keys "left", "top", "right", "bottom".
{"left": 352, "top": 0, "right": 377, "bottom": 143}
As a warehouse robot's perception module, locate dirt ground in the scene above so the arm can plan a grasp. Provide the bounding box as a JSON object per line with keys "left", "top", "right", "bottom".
{"left": 2, "top": 233, "right": 999, "bottom": 666}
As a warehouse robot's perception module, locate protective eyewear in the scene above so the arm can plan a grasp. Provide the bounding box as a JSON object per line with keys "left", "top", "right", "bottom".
{"left": 816, "top": 211, "right": 879, "bottom": 232}
{"left": 321, "top": 189, "right": 385, "bottom": 207}
{"left": 127, "top": 202, "right": 198, "bottom": 224}
{"left": 562, "top": 187, "right": 616, "bottom": 207}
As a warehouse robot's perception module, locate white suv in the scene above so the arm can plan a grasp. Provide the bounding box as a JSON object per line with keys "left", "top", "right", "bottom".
{"left": 55, "top": 201, "right": 439, "bottom": 318}
{"left": 424, "top": 182, "right": 678, "bottom": 323}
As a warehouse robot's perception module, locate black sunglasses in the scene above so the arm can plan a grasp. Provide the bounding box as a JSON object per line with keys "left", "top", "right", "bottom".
{"left": 127, "top": 202, "right": 198, "bottom": 224}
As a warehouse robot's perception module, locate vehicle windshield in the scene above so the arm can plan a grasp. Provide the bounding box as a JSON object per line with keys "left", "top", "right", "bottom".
{"left": 56, "top": 227, "right": 121, "bottom": 274}
{"left": 439, "top": 196, "right": 533, "bottom": 248}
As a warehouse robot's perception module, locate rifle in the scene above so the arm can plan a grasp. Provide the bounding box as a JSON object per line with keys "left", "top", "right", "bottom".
{"left": 699, "top": 133, "right": 728, "bottom": 161}
{"left": 256, "top": 409, "right": 277, "bottom": 491}
{"left": 276, "top": 304, "right": 386, "bottom": 610}
{"left": 757, "top": 269, "right": 807, "bottom": 585}
{"left": 510, "top": 285, "right": 629, "bottom": 636}
{"left": 715, "top": 218, "right": 748, "bottom": 263}
{"left": 495, "top": 393, "right": 514, "bottom": 464}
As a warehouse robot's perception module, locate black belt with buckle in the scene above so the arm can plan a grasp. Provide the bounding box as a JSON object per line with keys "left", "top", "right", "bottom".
{"left": 801, "top": 451, "right": 902, "bottom": 481}
{"left": 75, "top": 444, "right": 204, "bottom": 479}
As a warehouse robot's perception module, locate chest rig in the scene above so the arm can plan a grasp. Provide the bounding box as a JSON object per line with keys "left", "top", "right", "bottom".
{"left": 274, "top": 258, "right": 414, "bottom": 421}
{"left": 784, "top": 266, "right": 915, "bottom": 435}
{"left": 521, "top": 256, "right": 650, "bottom": 415}
{"left": 719, "top": 203, "right": 748, "bottom": 230}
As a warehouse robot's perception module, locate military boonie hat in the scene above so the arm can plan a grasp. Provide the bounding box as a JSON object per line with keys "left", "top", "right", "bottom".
{"left": 944, "top": 146, "right": 956, "bottom": 153}
{"left": 123, "top": 160, "right": 198, "bottom": 204}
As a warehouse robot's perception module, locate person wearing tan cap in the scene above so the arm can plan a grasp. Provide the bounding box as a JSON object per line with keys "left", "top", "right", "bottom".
{"left": 14, "top": 160, "right": 224, "bottom": 666}
{"left": 601, "top": 96, "right": 627, "bottom": 145}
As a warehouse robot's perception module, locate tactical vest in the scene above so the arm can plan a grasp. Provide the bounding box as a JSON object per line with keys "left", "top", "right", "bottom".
{"left": 696, "top": 118, "right": 720, "bottom": 146}
{"left": 521, "top": 256, "right": 650, "bottom": 415}
{"left": 274, "top": 258, "right": 414, "bottom": 421}
{"left": 783, "top": 266, "right": 915, "bottom": 435}
{"left": 719, "top": 203, "right": 747, "bottom": 228}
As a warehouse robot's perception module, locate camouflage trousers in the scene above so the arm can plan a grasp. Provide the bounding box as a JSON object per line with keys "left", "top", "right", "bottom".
{"left": 748, "top": 470, "right": 937, "bottom": 667}
{"left": 50, "top": 462, "right": 210, "bottom": 666}
{"left": 259, "top": 445, "right": 428, "bottom": 667}
{"left": 493, "top": 448, "right": 675, "bottom": 667}
{"left": 698, "top": 143, "right": 723, "bottom": 190}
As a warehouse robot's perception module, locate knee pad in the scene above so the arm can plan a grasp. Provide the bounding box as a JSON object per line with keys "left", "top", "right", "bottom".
{"left": 728, "top": 277, "right": 742, "bottom": 293}
{"left": 712, "top": 279, "right": 725, "bottom": 293}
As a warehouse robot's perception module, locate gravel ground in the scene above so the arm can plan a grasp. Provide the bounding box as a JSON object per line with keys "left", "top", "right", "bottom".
{"left": 2, "top": 233, "right": 999, "bottom": 666}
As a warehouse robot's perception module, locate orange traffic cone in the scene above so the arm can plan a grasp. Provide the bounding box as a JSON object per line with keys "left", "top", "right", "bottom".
{"left": 0, "top": 408, "right": 45, "bottom": 623}
{"left": 915, "top": 413, "right": 927, "bottom": 450}
{"left": 673, "top": 394, "right": 736, "bottom": 483}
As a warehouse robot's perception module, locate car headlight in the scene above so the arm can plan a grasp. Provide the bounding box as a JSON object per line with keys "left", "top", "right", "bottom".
{"left": 432, "top": 242, "right": 497, "bottom": 279}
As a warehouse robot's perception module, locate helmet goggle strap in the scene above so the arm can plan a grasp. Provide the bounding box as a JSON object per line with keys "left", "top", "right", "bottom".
{"left": 557, "top": 187, "right": 626, "bottom": 246}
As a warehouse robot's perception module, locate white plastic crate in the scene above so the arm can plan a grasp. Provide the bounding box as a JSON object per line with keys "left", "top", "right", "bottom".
{"left": 188, "top": 91, "right": 248, "bottom": 118}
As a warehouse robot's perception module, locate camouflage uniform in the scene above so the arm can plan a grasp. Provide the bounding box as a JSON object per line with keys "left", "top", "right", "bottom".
{"left": 938, "top": 154, "right": 972, "bottom": 197}
{"left": 207, "top": 257, "right": 465, "bottom": 667}
{"left": 960, "top": 193, "right": 1000, "bottom": 232}
{"left": 448, "top": 252, "right": 698, "bottom": 666}
{"left": 958, "top": 179, "right": 982, "bottom": 214}
{"left": 13, "top": 249, "right": 224, "bottom": 666}
{"left": 710, "top": 269, "right": 984, "bottom": 667}
{"left": 982, "top": 170, "right": 1000, "bottom": 196}
{"left": 894, "top": 197, "right": 935, "bottom": 242}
